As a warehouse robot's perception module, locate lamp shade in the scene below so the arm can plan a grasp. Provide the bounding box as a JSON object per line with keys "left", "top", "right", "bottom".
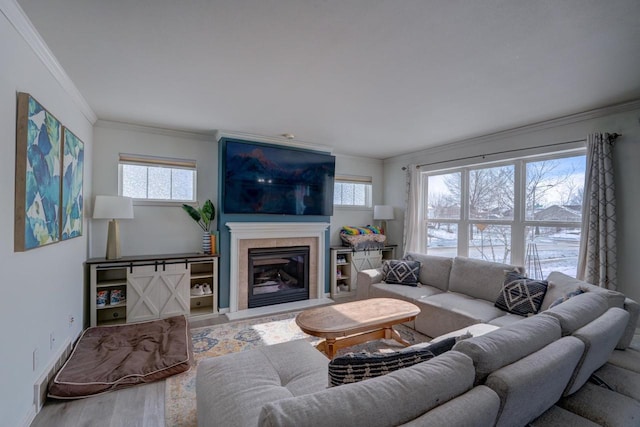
{"left": 373, "top": 205, "right": 394, "bottom": 221}
{"left": 93, "top": 196, "right": 134, "bottom": 219}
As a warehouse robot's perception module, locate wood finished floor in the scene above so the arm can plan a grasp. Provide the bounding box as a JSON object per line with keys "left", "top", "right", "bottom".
{"left": 31, "top": 381, "right": 165, "bottom": 427}
{"left": 31, "top": 314, "right": 230, "bottom": 427}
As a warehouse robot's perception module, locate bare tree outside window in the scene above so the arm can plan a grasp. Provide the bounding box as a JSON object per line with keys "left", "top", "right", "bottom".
{"left": 422, "top": 153, "right": 586, "bottom": 276}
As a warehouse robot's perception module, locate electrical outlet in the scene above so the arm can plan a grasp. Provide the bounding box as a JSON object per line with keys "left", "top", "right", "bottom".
{"left": 50, "top": 332, "right": 55, "bottom": 350}
{"left": 32, "top": 348, "right": 38, "bottom": 371}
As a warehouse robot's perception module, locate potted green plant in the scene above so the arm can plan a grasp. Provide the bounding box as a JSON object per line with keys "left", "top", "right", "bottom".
{"left": 182, "top": 199, "right": 216, "bottom": 253}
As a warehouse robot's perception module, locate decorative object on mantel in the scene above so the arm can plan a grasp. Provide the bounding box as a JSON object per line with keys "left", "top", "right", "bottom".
{"left": 14, "top": 92, "right": 62, "bottom": 251}
{"left": 93, "top": 195, "right": 134, "bottom": 259}
{"left": 182, "top": 199, "right": 216, "bottom": 254}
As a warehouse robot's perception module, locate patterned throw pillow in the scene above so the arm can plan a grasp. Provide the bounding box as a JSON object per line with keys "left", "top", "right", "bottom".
{"left": 382, "top": 259, "right": 421, "bottom": 286}
{"left": 328, "top": 337, "right": 458, "bottom": 387}
{"left": 495, "top": 271, "right": 548, "bottom": 316}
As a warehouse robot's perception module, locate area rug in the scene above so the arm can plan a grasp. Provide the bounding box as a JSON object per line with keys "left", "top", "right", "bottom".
{"left": 164, "top": 311, "right": 429, "bottom": 427}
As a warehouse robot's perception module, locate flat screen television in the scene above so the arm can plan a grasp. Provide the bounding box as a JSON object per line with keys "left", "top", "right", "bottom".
{"left": 224, "top": 140, "right": 335, "bottom": 215}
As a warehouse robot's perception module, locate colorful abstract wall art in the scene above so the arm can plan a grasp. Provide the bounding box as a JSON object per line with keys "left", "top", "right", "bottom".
{"left": 61, "top": 127, "right": 84, "bottom": 240}
{"left": 15, "top": 92, "right": 85, "bottom": 251}
{"left": 15, "top": 93, "right": 62, "bottom": 251}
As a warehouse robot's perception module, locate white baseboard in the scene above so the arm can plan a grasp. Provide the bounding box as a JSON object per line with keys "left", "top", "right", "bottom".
{"left": 33, "top": 337, "right": 74, "bottom": 413}
{"left": 20, "top": 404, "right": 36, "bottom": 427}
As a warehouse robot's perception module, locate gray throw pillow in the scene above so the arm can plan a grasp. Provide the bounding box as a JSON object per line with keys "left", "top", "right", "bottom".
{"left": 548, "top": 288, "right": 586, "bottom": 309}
{"left": 382, "top": 259, "right": 421, "bottom": 286}
{"left": 495, "top": 271, "right": 548, "bottom": 316}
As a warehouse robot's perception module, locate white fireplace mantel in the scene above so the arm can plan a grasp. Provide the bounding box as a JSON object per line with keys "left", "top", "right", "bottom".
{"left": 226, "top": 222, "right": 330, "bottom": 313}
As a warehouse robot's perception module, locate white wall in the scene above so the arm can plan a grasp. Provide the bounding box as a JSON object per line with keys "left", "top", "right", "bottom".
{"left": 0, "top": 5, "right": 94, "bottom": 426}
{"left": 330, "top": 154, "right": 385, "bottom": 246}
{"left": 91, "top": 122, "right": 218, "bottom": 257}
{"left": 383, "top": 104, "right": 640, "bottom": 304}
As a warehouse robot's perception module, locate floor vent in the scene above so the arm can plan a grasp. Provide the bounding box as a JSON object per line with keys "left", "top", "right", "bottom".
{"left": 33, "top": 338, "right": 73, "bottom": 411}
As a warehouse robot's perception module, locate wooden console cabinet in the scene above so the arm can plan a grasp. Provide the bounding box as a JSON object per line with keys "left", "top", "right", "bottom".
{"left": 330, "top": 246, "right": 396, "bottom": 299}
{"left": 87, "top": 253, "right": 219, "bottom": 326}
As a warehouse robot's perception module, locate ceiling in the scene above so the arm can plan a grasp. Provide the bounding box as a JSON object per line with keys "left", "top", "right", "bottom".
{"left": 17, "top": 0, "right": 640, "bottom": 158}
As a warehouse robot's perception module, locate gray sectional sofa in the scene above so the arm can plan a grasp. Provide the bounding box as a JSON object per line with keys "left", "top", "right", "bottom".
{"left": 357, "top": 252, "right": 639, "bottom": 347}
{"left": 196, "top": 253, "right": 640, "bottom": 426}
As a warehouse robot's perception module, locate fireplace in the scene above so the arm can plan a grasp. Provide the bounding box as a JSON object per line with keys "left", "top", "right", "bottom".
{"left": 226, "top": 222, "right": 329, "bottom": 313}
{"left": 248, "top": 246, "right": 309, "bottom": 308}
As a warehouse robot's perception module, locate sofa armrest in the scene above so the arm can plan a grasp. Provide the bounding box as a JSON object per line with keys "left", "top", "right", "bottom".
{"left": 356, "top": 268, "right": 383, "bottom": 300}
{"left": 618, "top": 297, "right": 640, "bottom": 349}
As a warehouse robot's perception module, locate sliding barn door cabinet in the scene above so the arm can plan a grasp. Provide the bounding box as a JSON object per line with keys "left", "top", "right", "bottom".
{"left": 87, "top": 253, "right": 219, "bottom": 326}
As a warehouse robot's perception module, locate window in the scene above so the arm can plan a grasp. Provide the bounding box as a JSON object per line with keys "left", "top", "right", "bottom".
{"left": 333, "top": 175, "right": 372, "bottom": 208}
{"left": 422, "top": 151, "right": 586, "bottom": 278}
{"left": 119, "top": 154, "right": 197, "bottom": 202}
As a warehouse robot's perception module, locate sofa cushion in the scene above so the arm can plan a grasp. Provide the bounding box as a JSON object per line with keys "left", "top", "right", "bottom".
{"left": 415, "top": 292, "right": 507, "bottom": 338}
{"left": 405, "top": 252, "right": 453, "bottom": 291}
{"left": 259, "top": 351, "right": 475, "bottom": 427}
{"left": 619, "top": 297, "right": 640, "bottom": 349}
{"left": 488, "top": 313, "right": 525, "bottom": 327}
{"left": 558, "top": 382, "right": 640, "bottom": 426}
{"left": 542, "top": 292, "right": 609, "bottom": 335}
{"left": 563, "top": 307, "right": 629, "bottom": 395}
{"left": 328, "top": 336, "right": 458, "bottom": 386}
{"left": 608, "top": 346, "right": 640, "bottom": 374}
{"left": 448, "top": 256, "right": 524, "bottom": 302}
{"left": 382, "top": 259, "right": 421, "bottom": 286}
{"left": 530, "top": 406, "right": 601, "bottom": 427}
{"left": 370, "top": 282, "right": 443, "bottom": 302}
{"left": 494, "top": 271, "right": 548, "bottom": 316}
{"left": 593, "top": 363, "right": 640, "bottom": 402}
{"left": 400, "top": 385, "right": 500, "bottom": 427}
{"left": 542, "top": 271, "right": 625, "bottom": 311}
{"left": 196, "top": 339, "right": 328, "bottom": 427}
{"left": 453, "top": 314, "right": 562, "bottom": 384}
{"left": 486, "top": 336, "right": 585, "bottom": 427}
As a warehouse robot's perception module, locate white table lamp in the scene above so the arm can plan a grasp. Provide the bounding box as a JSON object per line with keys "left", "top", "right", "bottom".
{"left": 93, "top": 195, "right": 134, "bottom": 259}
{"left": 374, "top": 205, "right": 394, "bottom": 235}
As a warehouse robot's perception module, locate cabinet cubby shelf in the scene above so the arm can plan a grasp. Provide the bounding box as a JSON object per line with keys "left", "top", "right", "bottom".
{"left": 96, "top": 280, "right": 127, "bottom": 288}
{"left": 96, "top": 304, "right": 126, "bottom": 310}
{"left": 330, "top": 246, "right": 396, "bottom": 299}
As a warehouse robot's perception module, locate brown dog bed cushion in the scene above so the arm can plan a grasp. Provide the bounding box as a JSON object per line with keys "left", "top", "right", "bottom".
{"left": 49, "top": 315, "right": 192, "bottom": 399}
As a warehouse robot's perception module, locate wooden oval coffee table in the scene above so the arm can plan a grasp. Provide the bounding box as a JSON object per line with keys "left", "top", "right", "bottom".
{"left": 295, "top": 298, "right": 420, "bottom": 358}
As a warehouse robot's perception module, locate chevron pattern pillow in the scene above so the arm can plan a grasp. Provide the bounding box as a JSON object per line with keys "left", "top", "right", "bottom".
{"left": 495, "top": 271, "right": 549, "bottom": 316}
{"left": 328, "top": 337, "right": 458, "bottom": 387}
{"left": 382, "top": 259, "right": 421, "bottom": 286}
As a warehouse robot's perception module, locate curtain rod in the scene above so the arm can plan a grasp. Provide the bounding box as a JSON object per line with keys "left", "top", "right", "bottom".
{"left": 401, "top": 133, "right": 621, "bottom": 170}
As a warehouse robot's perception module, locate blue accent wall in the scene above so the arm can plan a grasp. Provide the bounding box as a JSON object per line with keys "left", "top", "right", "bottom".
{"left": 217, "top": 137, "right": 332, "bottom": 309}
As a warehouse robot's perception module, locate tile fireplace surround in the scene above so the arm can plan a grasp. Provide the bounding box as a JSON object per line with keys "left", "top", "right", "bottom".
{"left": 226, "top": 222, "right": 331, "bottom": 319}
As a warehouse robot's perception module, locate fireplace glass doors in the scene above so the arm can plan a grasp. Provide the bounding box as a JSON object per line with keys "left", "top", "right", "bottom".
{"left": 248, "top": 246, "right": 310, "bottom": 308}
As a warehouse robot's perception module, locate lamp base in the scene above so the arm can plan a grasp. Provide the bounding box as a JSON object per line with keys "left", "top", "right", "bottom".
{"left": 106, "top": 219, "right": 121, "bottom": 260}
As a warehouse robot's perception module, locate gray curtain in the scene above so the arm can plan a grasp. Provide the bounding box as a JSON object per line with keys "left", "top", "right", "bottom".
{"left": 403, "top": 164, "right": 423, "bottom": 255}
{"left": 577, "top": 133, "right": 617, "bottom": 289}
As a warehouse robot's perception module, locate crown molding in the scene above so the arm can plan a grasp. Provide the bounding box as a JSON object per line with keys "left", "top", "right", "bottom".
{"left": 1, "top": 0, "right": 97, "bottom": 124}
{"left": 388, "top": 99, "right": 640, "bottom": 163}
{"left": 214, "top": 129, "right": 334, "bottom": 154}
{"left": 95, "top": 119, "right": 217, "bottom": 141}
